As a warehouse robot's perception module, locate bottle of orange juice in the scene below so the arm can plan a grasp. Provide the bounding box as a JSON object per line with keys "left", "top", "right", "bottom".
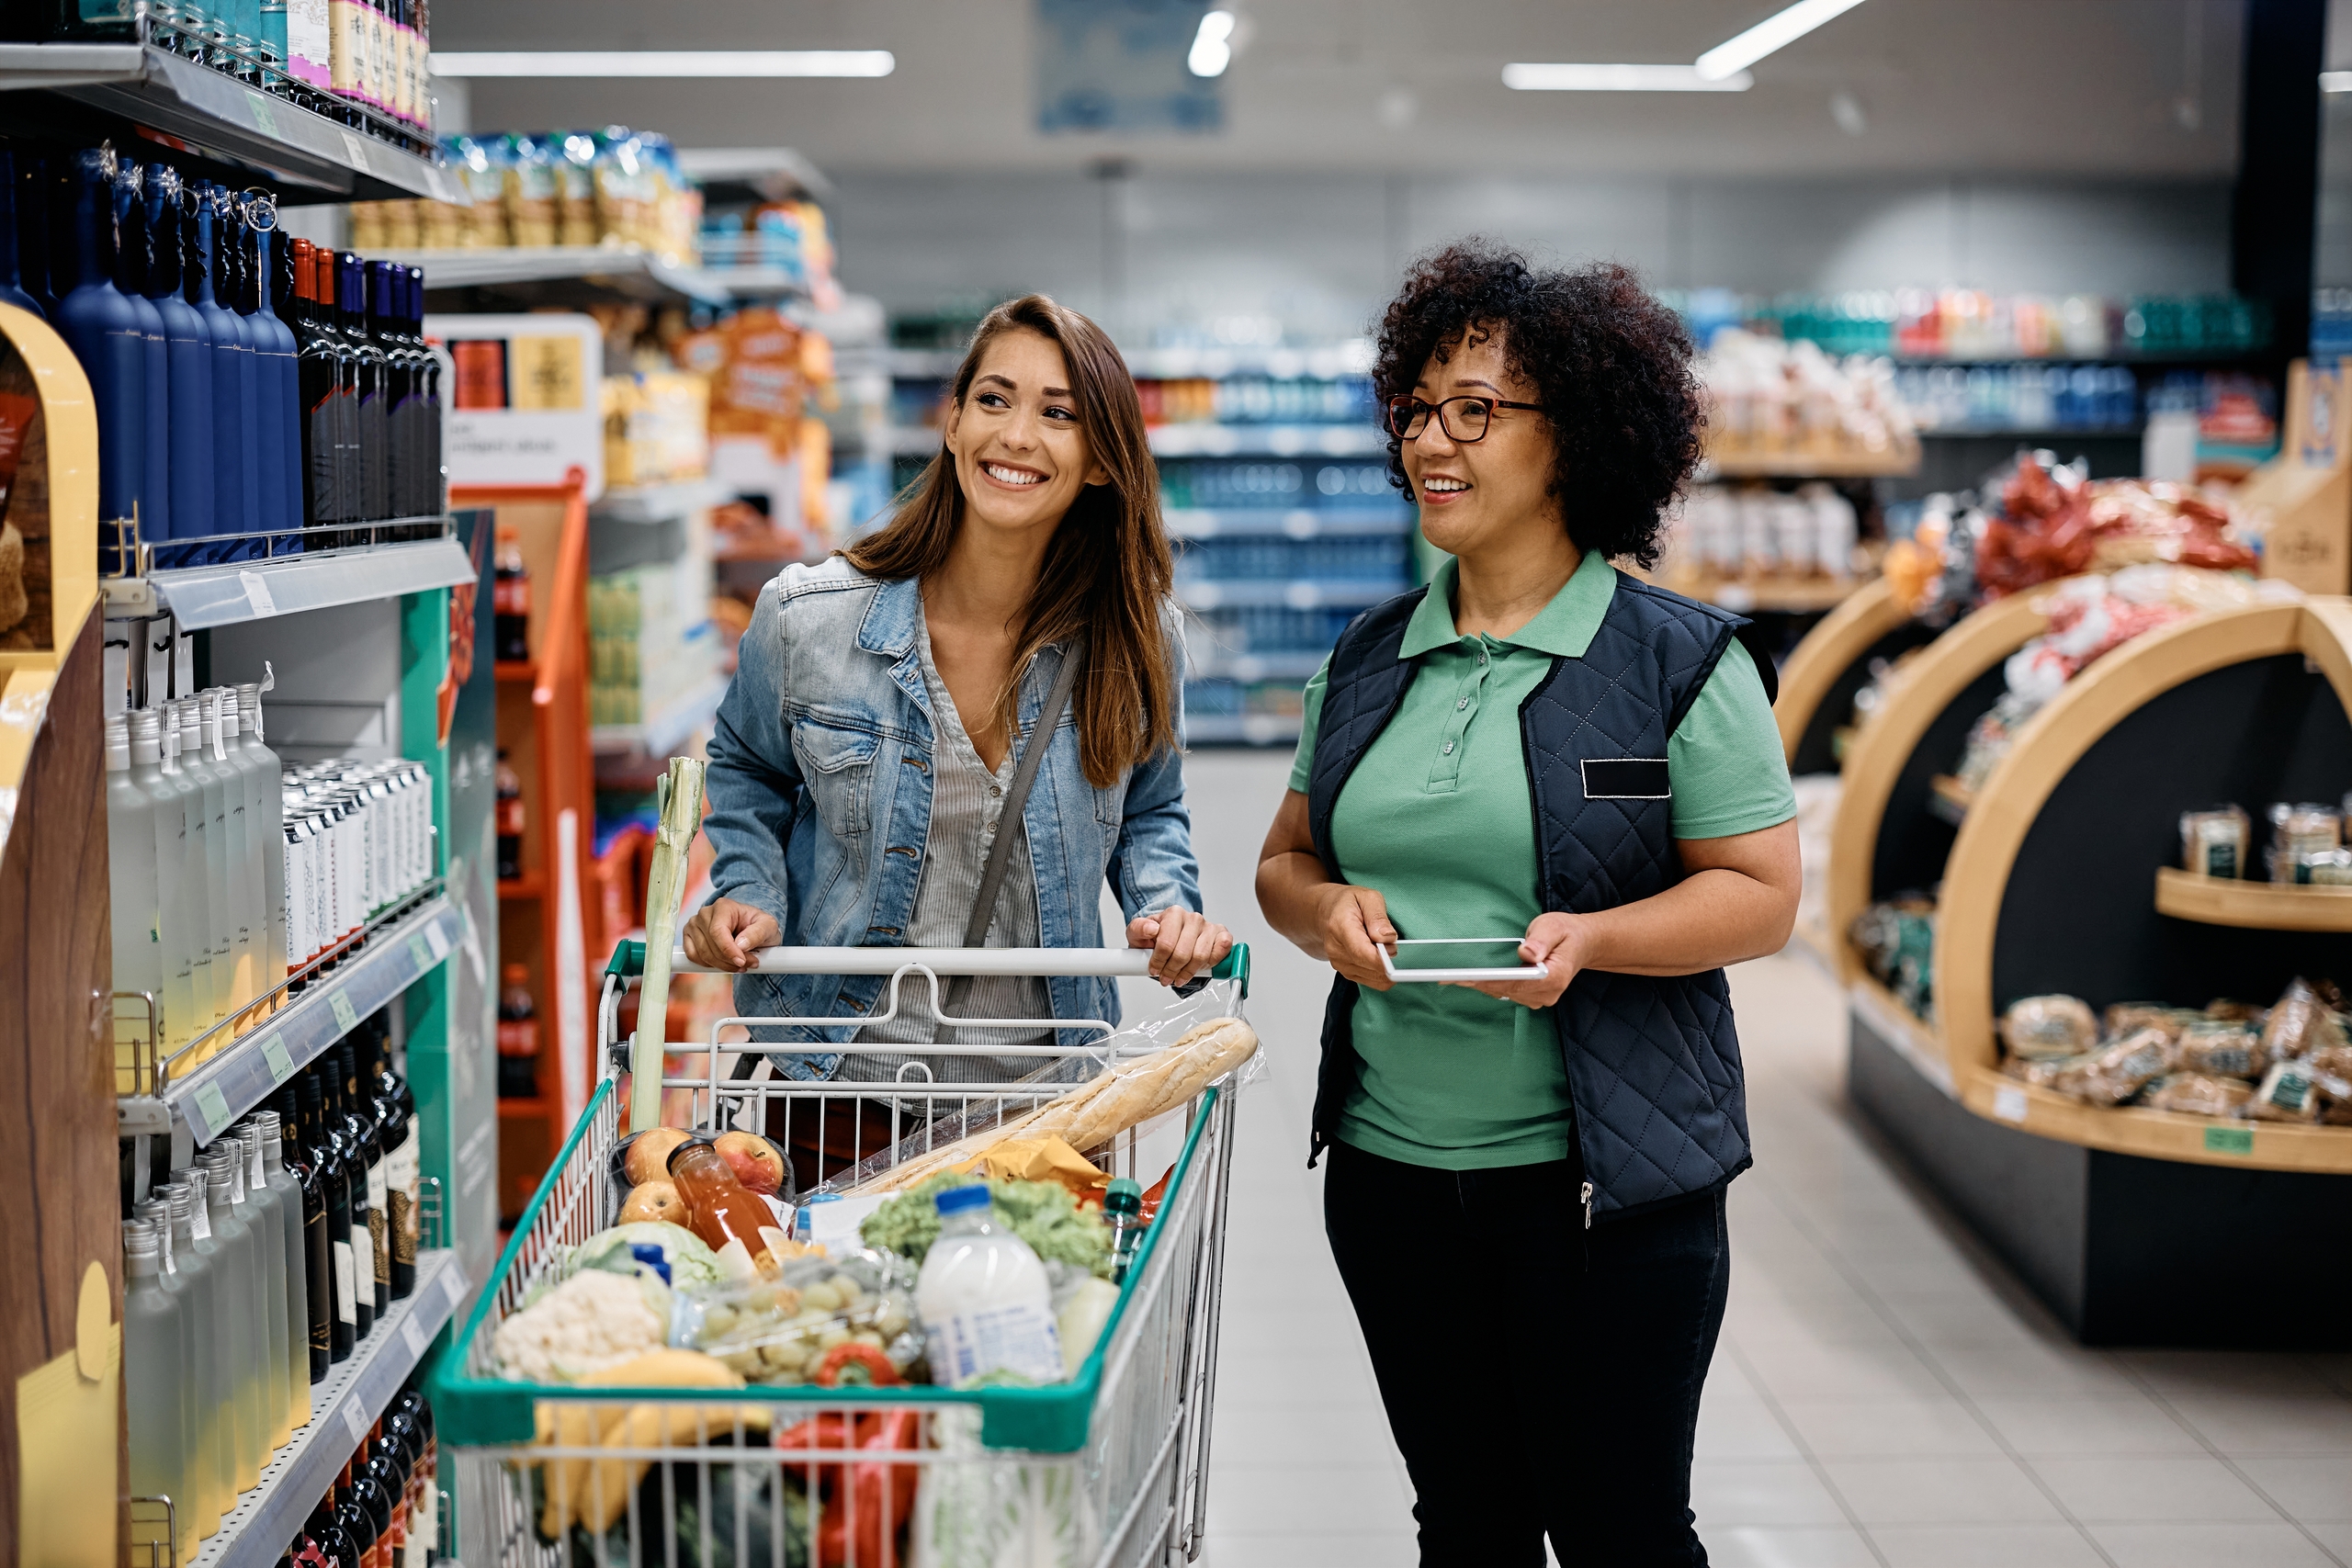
{"left": 667, "top": 1139, "right": 788, "bottom": 1278}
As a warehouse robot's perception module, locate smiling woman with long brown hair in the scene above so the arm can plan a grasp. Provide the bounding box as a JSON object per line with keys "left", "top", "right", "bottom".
{"left": 686, "top": 293, "right": 1232, "bottom": 1176}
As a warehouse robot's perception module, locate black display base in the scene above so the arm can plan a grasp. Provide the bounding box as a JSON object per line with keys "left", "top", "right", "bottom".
{"left": 1848, "top": 1001, "right": 2352, "bottom": 1348}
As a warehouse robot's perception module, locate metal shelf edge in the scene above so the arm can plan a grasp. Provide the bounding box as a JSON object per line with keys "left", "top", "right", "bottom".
{"left": 138, "top": 537, "right": 477, "bottom": 629}
{"left": 190, "top": 1250, "right": 469, "bottom": 1568}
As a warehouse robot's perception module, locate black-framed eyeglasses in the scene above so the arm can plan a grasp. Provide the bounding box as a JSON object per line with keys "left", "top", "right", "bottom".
{"left": 1385, "top": 394, "right": 1544, "bottom": 443}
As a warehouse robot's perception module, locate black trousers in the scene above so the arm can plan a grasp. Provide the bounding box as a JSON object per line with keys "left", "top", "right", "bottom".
{"left": 1322, "top": 1139, "right": 1730, "bottom": 1567}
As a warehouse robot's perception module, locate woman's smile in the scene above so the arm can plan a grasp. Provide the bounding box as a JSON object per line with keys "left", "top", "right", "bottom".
{"left": 1419, "top": 474, "right": 1471, "bottom": 502}
{"left": 978, "top": 458, "right": 1048, "bottom": 489}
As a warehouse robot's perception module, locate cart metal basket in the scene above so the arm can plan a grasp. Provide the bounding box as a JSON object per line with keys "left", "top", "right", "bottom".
{"left": 432, "top": 942, "right": 1251, "bottom": 1568}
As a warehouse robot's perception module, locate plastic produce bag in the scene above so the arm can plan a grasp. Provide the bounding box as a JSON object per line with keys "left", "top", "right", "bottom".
{"left": 911, "top": 1407, "right": 1096, "bottom": 1568}
{"left": 670, "top": 1250, "right": 922, "bottom": 1386}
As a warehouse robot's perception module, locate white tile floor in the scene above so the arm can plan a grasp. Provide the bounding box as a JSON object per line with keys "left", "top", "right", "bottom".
{"left": 1166, "top": 752, "right": 2352, "bottom": 1568}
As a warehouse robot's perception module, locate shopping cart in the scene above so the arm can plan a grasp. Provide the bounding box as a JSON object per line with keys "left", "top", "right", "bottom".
{"left": 432, "top": 941, "right": 1252, "bottom": 1568}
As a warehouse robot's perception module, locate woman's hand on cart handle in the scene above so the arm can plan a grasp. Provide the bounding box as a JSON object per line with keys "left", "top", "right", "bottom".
{"left": 1316, "top": 885, "right": 1398, "bottom": 992}
{"left": 1127, "top": 908, "right": 1237, "bottom": 986}
{"left": 683, "top": 897, "right": 783, "bottom": 972}
{"left": 1459, "top": 912, "right": 1584, "bottom": 1009}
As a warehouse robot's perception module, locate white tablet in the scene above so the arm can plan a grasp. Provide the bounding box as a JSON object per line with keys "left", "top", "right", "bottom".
{"left": 1377, "top": 938, "right": 1548, "bottom": 984}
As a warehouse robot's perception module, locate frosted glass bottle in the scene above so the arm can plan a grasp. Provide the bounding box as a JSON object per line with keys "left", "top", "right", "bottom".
{"left": 234, "top": 1123, "right": 294, "bottom": 1452}
{"left": 201, "top": 693, "right": 260, "bottom": 1010}
{"left": 157, "top": 712, "right": 216, "bottom": 1040}
{"left": 211, "top": 688, "right": 270, "bottom": 1008}
{"left": 163, "top": 1179, "right": 232, "bottom": 1537}
{"left": 171, "top": 700, "right": 232, "bottom": 1032}
{"left": 198, "top": 1148, "right": 266, "bottom": 1491}
{"left": 256, "top": 1111, "right": 312, "bottom": 1430}
{"left": 123, "top": 1221, "right": 191, "bottom": 1568}
{"left": 105, "top": 716, "right": 163, "bottom": 1087}
{"left": 127, "top": 711, "right": 198, "bottom": 1056}
{"left": 132, "top": 1191, "right": 203, "bottom": 1552}
{"left": 237, "top": 683, "right": 287, "bottom": 993}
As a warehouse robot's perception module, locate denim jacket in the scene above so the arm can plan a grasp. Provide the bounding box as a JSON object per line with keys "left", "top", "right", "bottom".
{"left": 704, "top": 557, "right": 1204, "bottom": 1068}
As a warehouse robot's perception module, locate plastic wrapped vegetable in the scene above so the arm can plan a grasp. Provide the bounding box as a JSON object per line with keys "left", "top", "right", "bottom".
{"left": 668, "top": 1251, "right": 920, "bottom": 1385}
{"left": 569, "top": 1221, "right": 726, "bottom": 1292}
{"left": 912, "top": 1406, "right": 1097, "bottom": 1567}
{"left": 861, "top": 1172, "right": 1114, "bottom": 1279}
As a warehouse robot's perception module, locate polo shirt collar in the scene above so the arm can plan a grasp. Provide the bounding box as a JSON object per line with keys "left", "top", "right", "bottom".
{"left": 1397, "top": 548, "right": 1618, "bottom": 660}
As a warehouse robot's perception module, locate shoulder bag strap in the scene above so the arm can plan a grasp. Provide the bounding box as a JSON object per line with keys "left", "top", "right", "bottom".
{"left": 963, "top": 641, "right": 1085, "bottom": 948}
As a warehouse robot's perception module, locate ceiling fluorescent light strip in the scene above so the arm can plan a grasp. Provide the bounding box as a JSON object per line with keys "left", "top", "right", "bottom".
{"left": 1502, "top": 62, "right": 1751, "bottom": 92}
{"left": 2324, "top": 71, "right": 2352, "bottom": 94}
{"left": 427, "top": 51, "right": 897, "bottom": 78}
{"left": 1694, "top": 0, "right": 1870, "bottom": 80}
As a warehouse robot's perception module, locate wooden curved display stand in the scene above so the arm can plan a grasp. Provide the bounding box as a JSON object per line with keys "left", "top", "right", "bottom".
{"left": 1772, "top": 578, "right": 1938, "bottom": 773}
{"left": 1841, "top": 594, "right": 2352, "bottom": 1345}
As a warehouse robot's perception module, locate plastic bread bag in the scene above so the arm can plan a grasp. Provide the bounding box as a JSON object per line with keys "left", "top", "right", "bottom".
{"left": 2290, "top": 846, "right": 2352, "bottom": 886}
{"left": 911, "top": 1404, "right": 1100, "bottom": 1568}
{"left": 2266, "top": 802, "right": 2343, "bottom": 881}
{"left": 2143, "top": 1074, "right": 2255, "bottom": 1118}
{"left": 2258, "top": 978, "right": 2349, "bottom": 1064}
{"left": 2102, "top": 1001, "right": 2191, "bottom": 1045}
{"left": 2250, "top": 1059, "right": 2324, "bottom": 1122}
{"left": 2051, "top": 1029, "right": 2168, "bottom": 1105}
{"left": 667, "top": 1249, "right": 922, "bottom": 1386}
{"left": 822, "top": 982, "right": 1261, "bottom": 1196}
{"left": 2178, "top": 805, "right": 2250, "bottom": 878}
{"left": 2169, "top": 1018, "right": 2267, "bottom": 1081}
{"left": 1999, "top": 994, "right": 2098, "bottom": 1061}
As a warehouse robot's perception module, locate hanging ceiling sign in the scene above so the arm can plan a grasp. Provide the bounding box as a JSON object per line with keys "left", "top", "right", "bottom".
{"left": 1035, "top": 0, "right": 1224, "bottom": 135}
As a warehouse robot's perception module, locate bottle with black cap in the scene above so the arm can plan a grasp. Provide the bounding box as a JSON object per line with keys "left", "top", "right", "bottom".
{"left": 339, "top": 1032, "right": 390, "bottom": 1320}
{"left": 303, "top": 1062, "right": 358, "bottom": 1358}
{"left": 275, "top": 1081, "right": 334, "bottom": 1381}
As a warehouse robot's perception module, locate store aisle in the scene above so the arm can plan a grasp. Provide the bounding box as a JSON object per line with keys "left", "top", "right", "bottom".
{"left": 1170, "top": 752, "right": 2352, "bottom": 1568}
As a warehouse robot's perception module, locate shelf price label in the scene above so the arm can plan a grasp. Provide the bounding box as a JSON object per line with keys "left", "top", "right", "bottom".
{"left": 260, "top": 1033, "right": 296, "bottom": 1087}
{"left": 247, "top": 90, "right": 279, "bottom": 138}
{"left": 409, "top": 934, "right": 433, "bottom": 970}
{"left": 424, "top": 921, "right": 450, "bottom": 962}
{"left": 342, "top": 1398, "right": 370, "bottom": 1443}
{"left": 401, "top": 1314, "right": 428, "bottom": 1358}
{"left": 330, "top": 990, "right": 360, "bottom": 1033}
{"left": 339, "top": 130, "right": 371, "bottom": 171}
{"left": 2204, "top": 1125, "right": 2254, "bottom": 1156}
{"left": 237, "top": 569, "right": 279, "bottom": 617}
{"left": 1992, "top": 1086, "right": 2029, "bottom": 1124}
{"left": 192, "top": 1083, "right": 232, "bottom": 1143}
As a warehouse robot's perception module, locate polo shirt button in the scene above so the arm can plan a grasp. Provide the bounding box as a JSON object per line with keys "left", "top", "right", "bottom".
{"left": 1442, "top": 740, "right": 1455, "bottom": 754}
{"left": 1456, "top": 697, "right": 1468, "bottom": 710}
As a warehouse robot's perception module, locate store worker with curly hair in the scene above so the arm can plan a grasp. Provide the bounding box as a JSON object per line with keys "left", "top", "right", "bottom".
{"left": 1257, "top": 241, "right": 1798, "bottom": 1564}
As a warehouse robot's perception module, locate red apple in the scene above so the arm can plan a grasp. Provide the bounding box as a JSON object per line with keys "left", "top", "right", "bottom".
{"left": 713, "top": 1129, "right": 787, "bottom": 1196}
{"left": 623, "top": 1126, "right": 690, "bottom": 1188}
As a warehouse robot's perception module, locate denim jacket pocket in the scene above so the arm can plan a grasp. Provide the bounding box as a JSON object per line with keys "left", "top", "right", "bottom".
{"left": 791, "top": 713, "right": 880, "bottom": 840}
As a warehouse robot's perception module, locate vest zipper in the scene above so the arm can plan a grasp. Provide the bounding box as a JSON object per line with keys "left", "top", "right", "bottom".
{"left": 1581, "top": 1179, "right": 1594, "bottom": 1229}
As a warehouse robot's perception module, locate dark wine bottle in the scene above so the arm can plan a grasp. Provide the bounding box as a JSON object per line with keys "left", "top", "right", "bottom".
{"left": 300, "top": 1492, "right": 357, "bottom": 1568}
{"left": 370, "top": 261, "right": 413, "bottom": 522}
{"left": 0, "top": 152, "right": 42, "bottom": 317}
{"left": 304, "top": 1062, "right": 357, "bottom": 1359}
{"left": 332, "top": 1461, "right": 379, "bottom": 1568}
{"left": 291, "top": 239, "right": 340, "bottom": 533}
{"left": 184, "top": 182, "right": 247, "bottom": 555}
{"left": 343, "top": 252, "right": 389, "bottom": 524}
{"left": 339, "top": 1034, "right": 390, "bottom": 1320}
{"left": 410, "top": 266, "right": 442, "bottom": 518}
{"left": 324, "top": 247, "right": 362, "bottom": 530}
{"left": 368, "top": 1019, "right": 419, "bottom": 1297}
{"left": 56, "top": 149, "right": 145, "bottom": 566}
{"left": 17, "top": 153, "right": 53, "bottom": 319}
{"left": 275, "top": 1081, "right": 332, "bottom": 1382}
{"left": 109, "top": 158, "right": 172, "bottom": 547}
{"left": 141, "top": 167, "right": 215, "bottom": 545}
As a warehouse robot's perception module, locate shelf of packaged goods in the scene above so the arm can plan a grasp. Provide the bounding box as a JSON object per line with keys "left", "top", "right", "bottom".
{"left": 712, "top": 534, "right": 822, "bottom": 564}
{"left": 1177, "top": 578, "right": 1406, "bottom": 612}
{"left": 2153, "top": 866, "right": 2352, "bottom": 931}
{"left": 1917, "top": 425, "right": 2145, "bottom": 441}
{"left": 497, "top": 874, "right": 545, "bottom": 899}
{"left": 1700, "top": 447, "right": 1921, "bottom": 479}
{"left": 589, "top": 479, "right": 730, "bottom": 525}
{"left": 0, "top": 43, "right": 462, "bottom": 204}
{"left": 1186, "top": 712, "right": 1304, "bottom": 746}
{"left": 885, "top": 425, "right": 944, "bottom": 457}
{"left": 185, "top": 1247, "right": 468, "bottom": 1568}
{"left": 121, "top": 895, "right": 462, "bottom": 1149}
{"left": 590, "top": 675, "right": 730, "bottom": 759}
{"left": 1190, "top": 651, "right": 1329, "bottom": 683}
{"left": 493, "top": 660, "right": 537, "bottom": 684}
{"left": 1928, "top": 773, "right": 1974, "bottom": 827}
{"left": 1666, "top": 575, "right": 1868, "bottom": 615}
{"left": 1889, "top": 349, "right": 2260, "bottom": 367}
{"left": 384, "top": 245, "right": 732, "bottom": 307}
{"left": 1127, "top": 343, "right": 1376, "bottom": 380}
{"left": 1148, "top": 423, "right": 1386, "bottom": 458}
{"left": 1163, "top": 509, "right": 1410, "bottom": 540}
{"left": 104, "top": 532, "right": 475, "bottom": 630}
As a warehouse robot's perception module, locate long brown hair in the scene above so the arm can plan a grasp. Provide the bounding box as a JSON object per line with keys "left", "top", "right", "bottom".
{"left": 843, "top": 294, "right": 1178, "bottom": 787}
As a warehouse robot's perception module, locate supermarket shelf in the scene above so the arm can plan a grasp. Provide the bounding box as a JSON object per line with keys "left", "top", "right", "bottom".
{"left": 1890, "top": 349, "right": 2259, "bottom": 367}
{"left": 885, "top": 425, "right": 944, "bottom": 456}
{"left": 1191, "top": 651, "right": 1329, "bottom": 682}
{"left": 1928, "top": 773, "right": 1974, "bottom": 827}
{"left": 189, "top": 1249, "right": 469, "bottom": 1568}
{"left": 1148, "top": 423, "right": 1386, "bottom": 458}
{"left": 1918, "top": 425, "right": 2145, "bottom": 440}
{"left": 886, "top": 344, "right": 1376, "bottom": 381}
{"left": 1701, "top": 447, "right": 1921, "bottom": 479}
{"left": 1164, "top": 509, "right": 1410, "bottom": 539}
{"left": 713, "top": 534, "right": 823, "bottom": 563}
{"left": 498, "top": 874, "right": 546, "bottom": 899}
{"left": 1177, "top": 578, "right": 1404, "bottom": 612}
{"left": 0, "top": 42, "right": 462, "bottom": 203}
{"left": 590, "top": 479, "right": 730, "bottom": 525}
{"left": 1186, "top": 712, "right": 1305, "bottom": 746}
{"left": 494, "top": 660, "right": 537, "bottom": 684}
{"left": 386, "top": 245, "right": 732, "bottom": 306}
{"left": 591, "top": 675, "right": 730, "bottom": 757}
{"left": 2154, "top": 866, "right": 2352, "bottom": 931}
{"left": 1668, "top": 575, "right": 1868, "bottom": 615}
{"left": 108, "top": 536, "right": 476, "bottom": 630}
{"left": 128, "top": 896, "right": 461, "bottom": 1147}
{"left": 885, "top": 349, "right": 965, "bottom": 378}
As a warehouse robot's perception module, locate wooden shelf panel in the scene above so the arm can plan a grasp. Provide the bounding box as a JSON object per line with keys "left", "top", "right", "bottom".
{"left": 2154, "top": 866, "right": 2352, "bottom": 931}
{"left": 1957, "top": 1062, "right": 2352, "bottom": 1174}
{"left": 1702, "top": 446, "right": 1921, "bottom": 479}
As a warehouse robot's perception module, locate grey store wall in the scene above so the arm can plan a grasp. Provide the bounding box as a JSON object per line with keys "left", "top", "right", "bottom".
{"left": 833, "top": 169, "right": 2236, "bottom": 344}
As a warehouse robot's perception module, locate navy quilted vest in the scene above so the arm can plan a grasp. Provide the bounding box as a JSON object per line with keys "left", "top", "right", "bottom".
{"left": 1304, "top": 569, "right": 1773, "bottom": 1222}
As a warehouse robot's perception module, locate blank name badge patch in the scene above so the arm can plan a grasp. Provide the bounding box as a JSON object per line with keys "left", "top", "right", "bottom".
{"left": 1580, "top": 758, "right": 1670, "bottom": 800}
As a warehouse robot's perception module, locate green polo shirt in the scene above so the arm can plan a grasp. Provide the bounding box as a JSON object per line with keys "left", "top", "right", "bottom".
{"left": 1287, "top": 551, "right": 1794, "bottom": 1169}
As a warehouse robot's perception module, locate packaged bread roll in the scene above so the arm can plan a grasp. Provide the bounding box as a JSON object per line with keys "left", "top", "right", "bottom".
{"left": 2145, "top": 1074, "right": 2256, "bottom": 1118}
{"left": 2258, "top": 977, "right": 2348, "bottom": 1063}
{"left": 2052, "top": 1029, "right": 2168, "bottom": 1105}
{"left": 2169, "top": 1019, "right": 2266, "bottom": 1081}
{"left": 2000, "top": 995, "right": 2098, "bottom": 1061}
{"left": 2178, "top": 805, "right": 2250, "bottom": 878}
{"left": 2249, "top": 1059, "right": 2323, "bottom": 1122}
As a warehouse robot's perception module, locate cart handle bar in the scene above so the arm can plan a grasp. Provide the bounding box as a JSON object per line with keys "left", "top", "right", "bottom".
{"left": 606, "top": 939, "right": 1249, "bottom": 994}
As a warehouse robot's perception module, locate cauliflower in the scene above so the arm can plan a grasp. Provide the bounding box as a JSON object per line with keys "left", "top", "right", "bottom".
{"left": 492, "top": 1269, "right": 669, "bottom": 1383}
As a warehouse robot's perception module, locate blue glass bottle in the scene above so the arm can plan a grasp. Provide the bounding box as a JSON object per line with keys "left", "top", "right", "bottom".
{"left": 0, "top": 152, "right": 42, "bottom": 318}
{"left": 111, "top": 160, "right": 172, "bottom": 547}
{"left": 56, "top": 148, "right": 147, "bottom": 567}
{"left": 142, "top": 169, "right": 214, "bottom": 546}
{"left": 185, "top": 184, "right": 249, "bottom": 554}
{"left": 220, "top": 197, "right": 266, "bottom": 553}
{"left": 244, "top": 218, "right": 300, "bottom": 549}
{"left": 256, "top": 227, "right": 304, "bottom": 552}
